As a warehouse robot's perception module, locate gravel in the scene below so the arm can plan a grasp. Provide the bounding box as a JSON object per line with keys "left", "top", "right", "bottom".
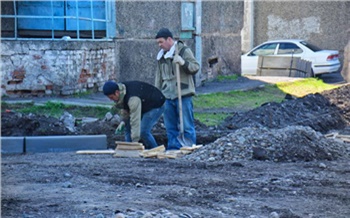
{"left": 184, "top": 125, "right": 350, "bottom": 162}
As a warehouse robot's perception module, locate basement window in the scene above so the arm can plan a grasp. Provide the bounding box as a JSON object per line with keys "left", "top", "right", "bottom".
{"left": 1, "top": 0, "right": 116, "bottom": 40}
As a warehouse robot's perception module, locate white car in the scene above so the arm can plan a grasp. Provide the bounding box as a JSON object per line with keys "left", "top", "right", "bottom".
{"left": 241, "top": 39, "right": 341, "bottom": 76}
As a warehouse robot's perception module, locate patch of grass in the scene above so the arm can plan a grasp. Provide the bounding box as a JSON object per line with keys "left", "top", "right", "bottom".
{"left": 216, "top": 74, "right": 239, "bottom": 81}
{"left": 195, "top": 112, "right": 232, "bottom": 126}
{"left": 2, "top": 101, "right": 109, "bottom": 119}
{"left": 193, "top": 84, "right": 286, "bottom": 110}
{"left": 276, "top": 77, "right": 340, "bottom": 97}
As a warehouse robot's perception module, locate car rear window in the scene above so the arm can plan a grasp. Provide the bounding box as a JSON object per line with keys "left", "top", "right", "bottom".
{"left": 300, "top": 41, "right": 322, "bottom": 52}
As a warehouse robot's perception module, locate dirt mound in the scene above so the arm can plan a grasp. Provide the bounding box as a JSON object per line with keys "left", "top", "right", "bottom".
{"left": 184, "top": 125, "right": 350, "bottom": 162}
{"left": 322, "top": 84, "right": 350, "bottom": 122}
{"left": 222, "top": 92, "right": 348, "bottom": 134}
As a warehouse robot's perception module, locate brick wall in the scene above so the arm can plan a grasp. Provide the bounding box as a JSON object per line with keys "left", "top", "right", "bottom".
{"left": 1, "top": 40, "right": 117, "bottom": 97}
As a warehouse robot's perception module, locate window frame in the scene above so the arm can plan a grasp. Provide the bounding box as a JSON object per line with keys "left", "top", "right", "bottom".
{"left": 1, "top": 0, "right": 116, "bottom": 41}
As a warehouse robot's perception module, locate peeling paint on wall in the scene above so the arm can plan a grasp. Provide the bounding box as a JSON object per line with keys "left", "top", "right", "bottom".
{"left": 267, "top": 15, "right": 321, "bottom": 40}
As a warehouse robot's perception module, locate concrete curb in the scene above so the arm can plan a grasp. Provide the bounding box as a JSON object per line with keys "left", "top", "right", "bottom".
{"left": 1, "top": 137, "right": 25, "bottom": 154}
{"left": 1, "top": 135, "right": 107, "bottom": 154}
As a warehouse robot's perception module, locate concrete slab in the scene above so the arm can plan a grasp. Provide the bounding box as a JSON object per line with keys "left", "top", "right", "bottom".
{"left": 25, "top": 135, "right": 107, "bottom": 153}
{"left": 1, "top": 137, "right": 25, "bottom": 154}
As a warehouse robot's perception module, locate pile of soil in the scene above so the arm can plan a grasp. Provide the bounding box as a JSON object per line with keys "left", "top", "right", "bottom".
{"left": 2, "top": 84, "right": 350, "bottom": 218}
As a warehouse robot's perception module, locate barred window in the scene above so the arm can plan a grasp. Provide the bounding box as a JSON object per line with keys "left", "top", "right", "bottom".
{"left": 1, "top": 0, "right": 116, "bottom": 40}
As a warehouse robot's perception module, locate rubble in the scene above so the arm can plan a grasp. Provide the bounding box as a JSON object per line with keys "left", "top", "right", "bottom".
{"left": 184, "top": 125, "right": 350, "bottom": 162}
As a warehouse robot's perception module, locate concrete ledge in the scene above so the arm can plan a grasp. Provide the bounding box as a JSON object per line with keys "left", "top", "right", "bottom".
{"left": 25, "top": 135, "right": 107, "bottom": 153}
{"left": 1, "top": 137, "right": 25, "bottom": 154}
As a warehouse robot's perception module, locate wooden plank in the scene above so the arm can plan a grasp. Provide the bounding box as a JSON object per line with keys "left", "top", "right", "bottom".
{"left": 140, "top": 145, "right": 165, "bottom": 158}
{"left": 116, "top": 144, "right": 144, "bottom": 151}
{"left": 341, "top": 138, "right": 350, "bottom": 143}
{"left": 115, "top": 141, "right": 143, "bottom": 146}
{"left": 157, "top": 150, "right": 184, "bottom": 159}
{"left": 76, "top": 150, "right": 115, "bottom": 155}
{"left": 114, "top": 150, "right": 142, "bottom": 158}
{"left": 337, "top": 134, "right": 350, "bottom": 139}
{"left": 180, "top": 144, "right": 203, "bottom": 151}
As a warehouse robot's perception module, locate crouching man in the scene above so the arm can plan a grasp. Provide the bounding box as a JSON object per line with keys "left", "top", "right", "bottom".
{"left": 103, "top": 81, "right": 165, "bottom": 149}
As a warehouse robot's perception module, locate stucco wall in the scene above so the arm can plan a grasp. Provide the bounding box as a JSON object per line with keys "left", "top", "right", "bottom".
{"left": 253, "top": 1, "right": 349, "bottom": 61}
{"left": 1, "top": 41, "right": 117, "bottom": 96}
{"left": 201, "top": 1, "right": 244, "bottom": 79}
{"left": 115, "top": 1, "right": 244, "bottom": 84}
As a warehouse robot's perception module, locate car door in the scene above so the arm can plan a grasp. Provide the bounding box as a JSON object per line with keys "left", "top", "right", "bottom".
{"left": 241, "top": 42, "right": 278, "bottom": 75}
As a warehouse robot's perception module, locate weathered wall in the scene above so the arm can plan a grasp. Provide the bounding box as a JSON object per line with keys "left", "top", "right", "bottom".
{"left": 253, "top": 1, "right": 349, "bottom": 61}
{"left": 341, "top": 40, "right": 350, "bottom": 82}
{"left": 201, "top": 1, "right": 244, "bottom": 79}
{"left": 115, "top": 1, "right": 196, "bottom": 85}
{"left": 1, "top": 41, "right": 117, "bottom": 96}
{"left": 115, "top": 1, "right": 243, "bottom": 84}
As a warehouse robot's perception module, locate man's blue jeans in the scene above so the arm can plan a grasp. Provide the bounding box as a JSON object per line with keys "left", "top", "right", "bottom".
{"left": 124, "top": 105, "right": 164, "bottom": 149}
{"left": 163, "top": 96, "right": 196, "bottom": 150}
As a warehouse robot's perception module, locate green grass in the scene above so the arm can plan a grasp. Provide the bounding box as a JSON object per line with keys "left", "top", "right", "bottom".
{"left": 193, "top": 84, "right": 286, "bottom": 110}
{"left": 193, "top": 84, "right": 287, "bottom": 126}
{"left": 276, "top": 77, "right": 340, "bottom": 97}
{"left": 195, "top": 112, "right": 233, "bottom": 127}
{"left": 216, "top": 74, "right": 239, "bottom": 81}
{"left": 1, "top": 101, "right": 109, "bottom": 119}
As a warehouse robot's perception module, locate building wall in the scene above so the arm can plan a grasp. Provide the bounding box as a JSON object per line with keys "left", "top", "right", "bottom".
{"left": 114, "top": 1, "right": 244, "bottom": 84}
{"left": 1, "top": 1, "right": 348, "bottom": 97}
{"left": 252, "top": 1, "right": 349, "bottom": 60}
{"left": 1, "top": 41, "right": 117, "bottom": 96}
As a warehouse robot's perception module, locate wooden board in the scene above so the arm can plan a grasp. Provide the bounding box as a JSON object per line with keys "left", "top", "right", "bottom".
{"left": 140, "top": 145, "right": 165, "bottom": 158}
{"left": 114, "top": 149, "right": 142, "bottom": 158}
{"left": 180, "top": 144, "right": 203, "bottom": 151}
{"left": 115, "top": 141, "right": 143, "bottom": 146}
{"left": 157, "top": 150, "right": 184, "bottom": 159}
{"left": 116, "top": 144, "right": 144, "bottom": 151}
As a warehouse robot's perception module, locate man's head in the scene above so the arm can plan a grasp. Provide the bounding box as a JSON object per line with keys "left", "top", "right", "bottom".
{"left": 103, "top": 81, "right": 120, "bottom": 102}
{"left": 155, "top": 27, "right": 174, "bottom": 52}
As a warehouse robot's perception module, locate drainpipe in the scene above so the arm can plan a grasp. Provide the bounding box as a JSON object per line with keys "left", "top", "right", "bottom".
{"left": 195, "top": 0, "right": 202, "bottom": 87}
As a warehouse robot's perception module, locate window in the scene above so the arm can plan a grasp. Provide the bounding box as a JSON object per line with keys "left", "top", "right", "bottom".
{"left": 249, "top": 43, "right": 277, "bottom": 56}
{"left": 300, "top": 41, "right": 322, "bottom": 52}
{"left": 277, "top": 43, "right": 303, "bottom": 54}
{"left": 1, "top": 0, "right": 116, "bottom": 40}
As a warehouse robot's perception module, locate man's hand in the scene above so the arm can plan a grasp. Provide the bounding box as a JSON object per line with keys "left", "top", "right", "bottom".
{"left": 173, "top": 54, "right": 185, "bottom": 66}
{"left": 115, "top": 121, "right": 125, "bottom": 135}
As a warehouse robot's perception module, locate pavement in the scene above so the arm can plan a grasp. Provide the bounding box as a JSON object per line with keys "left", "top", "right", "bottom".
{"left": 2, "top": 74, "right": 346, "bottom": 108}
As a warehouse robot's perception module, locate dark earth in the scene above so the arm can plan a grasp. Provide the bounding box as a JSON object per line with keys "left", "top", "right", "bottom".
{"left": 1, "top": 77, "right": 350, "bottom": 218}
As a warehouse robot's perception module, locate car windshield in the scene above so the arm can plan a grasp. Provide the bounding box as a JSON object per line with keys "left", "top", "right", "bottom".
{"left": 300, "top": 41, "right": 322, "bottom": 52}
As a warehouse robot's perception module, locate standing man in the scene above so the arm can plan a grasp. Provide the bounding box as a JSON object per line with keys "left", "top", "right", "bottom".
{"left": 155, "top": 27, "right": 200, "bottom": 150}
{"left": 103, "top": 80, "right": 165, "bottom": 149}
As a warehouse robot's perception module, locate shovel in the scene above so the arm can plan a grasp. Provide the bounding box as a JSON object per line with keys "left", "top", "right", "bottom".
{"left": 175, "top": 45, "right": 193, "bottom": 147}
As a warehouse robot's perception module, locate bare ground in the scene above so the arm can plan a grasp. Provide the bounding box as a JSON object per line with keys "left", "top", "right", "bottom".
{"left": 1, "top": 82, "right": 350, "bottom": 218}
